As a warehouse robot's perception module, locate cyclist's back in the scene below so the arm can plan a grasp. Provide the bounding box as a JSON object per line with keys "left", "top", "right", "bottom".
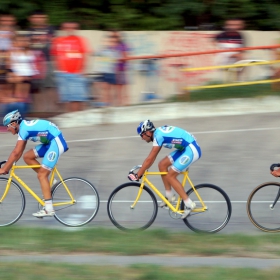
{"left": 18, "top": 119, "right": 62, "bottom": 143}
{"left": 154, "top": 125, "right": 198, "bottom": 151}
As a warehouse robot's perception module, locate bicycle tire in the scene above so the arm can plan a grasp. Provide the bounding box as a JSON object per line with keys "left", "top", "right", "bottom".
{"left": 0, "top": 177, "right": 26, "bottom": 226}
{"left": 247, "top": 182, "right": 280, "bottom": 232}
{"left": 107, "top": 182, "right": 158, "bottom": 231}
{"left": 51, "top": 177, "right": 100, "bottom": 227}
{"left": 180, "top": 184, "right": 232, "bottom": 233}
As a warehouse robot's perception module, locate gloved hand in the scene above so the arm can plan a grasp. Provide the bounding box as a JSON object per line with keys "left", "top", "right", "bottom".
{"left": 128, "top": 172, "right": 139, "bottom": 181}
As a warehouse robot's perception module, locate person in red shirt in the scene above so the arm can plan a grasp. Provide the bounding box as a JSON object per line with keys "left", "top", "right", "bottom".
{"left": 51, "top": 22, "right": 91, "bottom": 112}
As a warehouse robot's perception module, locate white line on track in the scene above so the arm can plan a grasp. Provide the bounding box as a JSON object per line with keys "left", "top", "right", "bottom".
{"left": 101, "top": 200, "right": 250, "bottom": 203}
{"left": 1, "top": 126, "right": 280, "bottom": 147}
{"left": 67, "top": 126, "right": 280, "bottom": 143}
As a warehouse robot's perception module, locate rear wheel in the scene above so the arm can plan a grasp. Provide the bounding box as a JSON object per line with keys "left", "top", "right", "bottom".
{"left": 51, "top": 177, "right": 99, "bottom": 227}
{"left": 181, "top": 184, "right": 232, "bottom": 233}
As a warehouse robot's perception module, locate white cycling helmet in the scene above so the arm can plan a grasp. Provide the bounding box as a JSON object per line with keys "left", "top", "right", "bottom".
{"left": 3, "top": 110, "right": 22, "bottom": 127}
{"left": 137, "top": 120, "right": 155, "bottom": 136}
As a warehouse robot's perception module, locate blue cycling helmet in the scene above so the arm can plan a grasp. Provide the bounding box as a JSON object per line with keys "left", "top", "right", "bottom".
{"left": 137, "top": 120, "right": 155, "bottom": 135}
{"left": 3, "top": 110, "right": 22, "bottom": 126}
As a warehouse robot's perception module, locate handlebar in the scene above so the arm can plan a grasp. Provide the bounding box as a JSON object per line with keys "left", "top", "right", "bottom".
{"left": 129, "top": 165, "right": 142, "bottom": 174}
{"left": 0, "top": 161, "right": 7, "bottom": 168}
{"left": 270, "top": 163, "right": 280, "bottom": 171}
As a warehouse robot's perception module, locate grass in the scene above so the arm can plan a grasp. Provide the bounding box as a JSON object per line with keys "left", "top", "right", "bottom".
{"left": 1, "top": 227, "right": 280, "bottom": 258}
{"left": 0, "top": 263, "right": 280, "bottom": 279}
{"left": 166, "top": 84, "right": 280, "bottom": 102}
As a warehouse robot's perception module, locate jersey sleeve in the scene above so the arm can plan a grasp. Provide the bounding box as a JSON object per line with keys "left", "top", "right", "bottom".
{"left": 152, "top": 130, "right": 164, "bottom": 146}
{"left": 18, "top": 129, "right": 29, "bottom": 141}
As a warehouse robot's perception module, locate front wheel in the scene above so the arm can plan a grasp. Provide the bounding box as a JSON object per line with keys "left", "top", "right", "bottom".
{"left": 51, "top": 177, "right": 100, "bottom": 227}
{"left": 181, "top": 184, "right": 232, "bottom": 233}
{"left": 107, "top": 182, "right": 158, "bottom": 231}
{"left": 247, "top": 182, "right": 280, "bottom": 232}
{"left": 0, "top": 178, "right": 26, "bottom": 226}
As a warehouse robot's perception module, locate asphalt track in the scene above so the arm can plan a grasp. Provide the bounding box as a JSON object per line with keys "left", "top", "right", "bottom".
{"left": 1, "top": 112, "right": 280, "bottom": 233}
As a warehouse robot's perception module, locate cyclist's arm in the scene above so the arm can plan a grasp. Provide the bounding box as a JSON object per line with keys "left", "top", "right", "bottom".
{"left": 137, "top": 146, "right": 161, "bottom": 178}
{"left": 1, "top": 140, "right": 27, "bottom": 173}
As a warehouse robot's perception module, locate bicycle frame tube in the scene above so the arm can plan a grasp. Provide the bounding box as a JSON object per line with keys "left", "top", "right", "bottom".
{"left": 130, "top": 170, "right": 207, "bottom": 213}
{"left": 1, "top": 165, "right": 75, "bottom": 207}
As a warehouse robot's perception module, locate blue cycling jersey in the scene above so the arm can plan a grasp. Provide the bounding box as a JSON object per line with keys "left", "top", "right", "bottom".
{"left": 153, "top": 125, "right": 197, "bottom": 151}
{"left": 18, "top": 120, "right": 62, "bottom": 143}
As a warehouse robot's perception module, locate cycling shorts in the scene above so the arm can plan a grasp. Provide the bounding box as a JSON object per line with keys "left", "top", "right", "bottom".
{"left": 33, "top": 133, "right": 68, "bottom": 170}
{"left": 168, "top": 141, "right": 201, "bottom": 173}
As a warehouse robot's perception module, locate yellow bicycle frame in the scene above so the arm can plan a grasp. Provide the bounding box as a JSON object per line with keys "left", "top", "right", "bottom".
{"left": 130, "top": 170, "right": 207, "bottom": 214}
{"left": 0, "top": 164, "right": 75, "bottom": 207}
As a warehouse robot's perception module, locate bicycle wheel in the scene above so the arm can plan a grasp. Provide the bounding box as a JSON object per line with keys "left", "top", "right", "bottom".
{"left": 51, "top": 177, "right": 99, "bottom": 227}
{"left": 0, "top": 178, "right": 25, "bottom": 226}
{"left": 107, "top": 182, "right": 158, "bottom": 231}
{"left": 247, "top": 182, "right": 280, "bottom": 232}
{"left": 180, "top": 184, "right": 232, "bottom": 233}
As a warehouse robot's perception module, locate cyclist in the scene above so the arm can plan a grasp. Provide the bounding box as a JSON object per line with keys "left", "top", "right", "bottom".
{"left": 0, "top": 110, "right": 68, "bottom": 217}
{"left": 128, "top": 120, "right": 201, "bottom": 219}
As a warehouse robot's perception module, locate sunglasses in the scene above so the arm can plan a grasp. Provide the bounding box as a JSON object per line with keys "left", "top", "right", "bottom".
{"left": 140, "top": 132, "right": 148, "bottom": 138}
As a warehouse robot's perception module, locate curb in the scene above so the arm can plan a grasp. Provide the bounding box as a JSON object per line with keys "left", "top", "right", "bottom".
{"left": 0, "top": 254, "right": 280, "bottom": 269}
{"left": 50, "top": 96, "right": 280, "bottom": 129}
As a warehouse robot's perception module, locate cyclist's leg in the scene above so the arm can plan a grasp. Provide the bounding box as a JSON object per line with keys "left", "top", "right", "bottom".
{"left": 33, "top": 135, "right": 68, "bottom": 217}
{"left": 23, "top": 147, "right": 45, "bottom": 173}
{"left": 167, "top": 145, "right": 201, "bottom": 200}
{"left": 158, "top": 156, "right": 172, "bottom": 191}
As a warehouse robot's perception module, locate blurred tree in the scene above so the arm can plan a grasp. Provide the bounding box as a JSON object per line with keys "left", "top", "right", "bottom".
{"left": 0, "top": 0, "right": 280, "bottom": 30}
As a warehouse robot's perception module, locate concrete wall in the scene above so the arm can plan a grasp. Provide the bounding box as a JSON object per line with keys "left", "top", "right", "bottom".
{"left": 75, "top": 30, "right": 279, "bottom": 104}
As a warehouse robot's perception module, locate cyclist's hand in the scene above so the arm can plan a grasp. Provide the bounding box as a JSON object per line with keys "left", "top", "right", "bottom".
{"left": 128, "top": 172, "right": 139, "bottom": 181}
{"left": 0, "top": 168, "right": 8, "bottom": 175}
{"left": 271, "top": 169, "right": 280, "bottom": 177}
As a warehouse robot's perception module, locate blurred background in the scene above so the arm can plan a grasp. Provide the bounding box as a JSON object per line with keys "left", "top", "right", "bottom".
{"left": 1, "top": 1, "right": 280, "bottom": 278}
{"left": 0, "top": 0, "right": 280, "bottom": 125}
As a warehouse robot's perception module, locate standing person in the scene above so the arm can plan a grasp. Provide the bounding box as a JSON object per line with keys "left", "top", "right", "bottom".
{"left": 51, "top": 22, "right": 91, "bottom": 112}
{"left": 94, "top": 32, "right": 120, "bottom": 107}
{"left": 112, "top": 31, "right": 130, "bottom": 106}
{"left": 0, "top": 14, "right": 17, "bottom": 132}
{"left": 214, "top": 18, "right": 246, "bottom": 81}
{"left": 128, "top": 120, "right": 201, "bottom": 219}
{"left": 28, "top": 10, "right": 56, "bottom": 110}
{"left": 0, "top": 109, "right": 68, "bottom": 217}
{"left": 5, "top": 34, "right": 38, "bottom": 118}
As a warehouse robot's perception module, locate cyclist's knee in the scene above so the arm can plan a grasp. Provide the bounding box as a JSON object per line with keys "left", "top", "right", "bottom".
{"left": 158, "top": 158, "right": 171, "bottom": 171}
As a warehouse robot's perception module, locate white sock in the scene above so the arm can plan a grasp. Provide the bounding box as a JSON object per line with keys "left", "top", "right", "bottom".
{"left": 184, "top": 198, "right": 193, "bottom": 208}
{"left": 44, "top": 199, "right": 54, "bottom": 212}
{"left": 165, "top": 190, "right": 173, "bottom": 200}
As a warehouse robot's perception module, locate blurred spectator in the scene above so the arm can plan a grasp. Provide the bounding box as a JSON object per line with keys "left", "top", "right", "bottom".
{"left": 94, "top": 32, "right": 120, "bottom": 107}
{"left": 51, "top": 22, "right": 91, "bottom": 112}
{"left": 271, "top": 38, "right": 280, "bottom": 91}
{"left": 2, "top": 34, "right": 38, "bottom": 121}
{"left": 214, "top": 18, "right": 246, "bottom": 81}
{"left": 112, "top": 31, "right": 130, "bottom": 106}
{"left": 28, "top": 10, "right": 56, "bottom": 110}
{"left": 0, "top": 14, "right": 16, "bottom": 132}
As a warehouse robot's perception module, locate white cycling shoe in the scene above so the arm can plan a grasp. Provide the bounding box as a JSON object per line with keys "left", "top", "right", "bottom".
{"left": 158, "top": 194, "right": 176, "bottom": 209}
{"left": 32, "top": 208, "right": 55, "bottom": 218}
{"left": 181, "top": 202, "right": 196, "bottom": 219}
